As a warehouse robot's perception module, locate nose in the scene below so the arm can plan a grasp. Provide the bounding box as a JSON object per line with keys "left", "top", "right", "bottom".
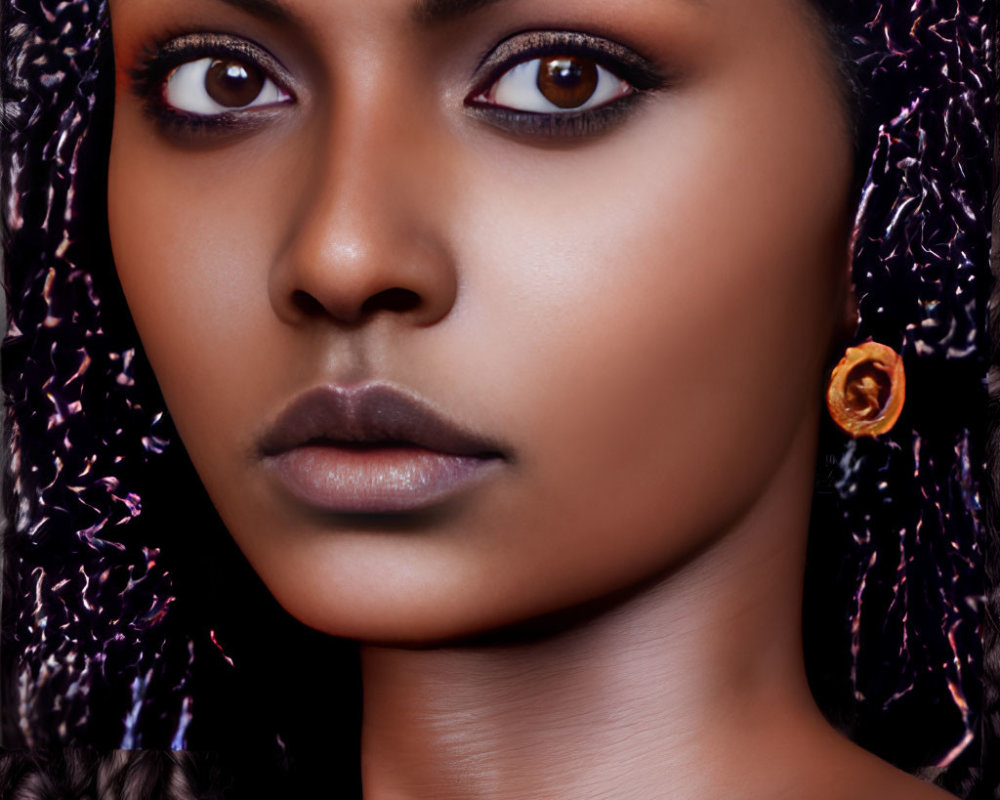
{"left": 269, "top": 97, "right": 458, "bottom": 328}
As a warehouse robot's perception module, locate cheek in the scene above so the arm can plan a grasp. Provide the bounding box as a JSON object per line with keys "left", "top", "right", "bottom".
{"left": 418, "top": 87, "right": 853, "bottom": 609}
{"left": 105, "top": 27, "right": 853, "bottom": 641}
{"left": 107, "top": 118, "right": 295, "bottom": 425}
{"left": 458, "top": 67, "right": 850, "bottom": 400}
{"left": 110, "top": 150, "right": 254, "bottom": 326}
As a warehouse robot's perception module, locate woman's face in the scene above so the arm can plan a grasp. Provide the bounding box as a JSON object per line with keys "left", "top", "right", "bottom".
{"left": 108, "top": 0, "right": 853, "bottom": 643}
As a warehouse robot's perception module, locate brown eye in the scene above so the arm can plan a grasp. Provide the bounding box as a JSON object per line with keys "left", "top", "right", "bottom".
{"left": 163, "top": 56, "right": 290, "bottom": 116}
{"left": 537, "top": 57, "right": 599, "bottom": 109}
{"left": 480, "top": 54, "right": 631, "bottom": 115}
{"left": 205, "top": 59, "right": 265, "bottom": 108}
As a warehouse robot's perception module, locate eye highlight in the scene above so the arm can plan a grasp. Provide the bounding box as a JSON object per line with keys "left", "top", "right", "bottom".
{"left": 131, "top": 33, "right": 295, "bottom": 133}
{"left": 165, "top": 57, "right": 290, "bottom": 115}
{"left": 476, "top": 56, "right": 631, "bottom": 113}
{"left": 465, "top": 30, "right": 668, "bottom": 138}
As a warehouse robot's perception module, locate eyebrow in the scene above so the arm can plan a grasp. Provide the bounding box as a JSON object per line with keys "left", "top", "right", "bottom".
{"left": 411, "top": 0, "right": 508, "bottom": 25}
{"left": 216, "top": 0, "right": 293, "bottom": 23}
{"left": 215, "top": 0, "right": 707, "bottom": 27}
{"left": 215, "top": 0, "right": 509, "bottom": 26}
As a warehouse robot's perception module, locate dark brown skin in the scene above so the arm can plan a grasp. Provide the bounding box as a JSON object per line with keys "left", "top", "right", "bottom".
{"left": 107, "top": 0, "right": 955, "bottom": 797}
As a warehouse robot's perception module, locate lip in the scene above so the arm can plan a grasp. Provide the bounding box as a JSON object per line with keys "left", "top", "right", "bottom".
{"left": 258, "top": 382, "right": 506, "bottom": 514}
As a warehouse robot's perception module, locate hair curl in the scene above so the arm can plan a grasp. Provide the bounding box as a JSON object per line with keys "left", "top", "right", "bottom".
{"left": 0, "top": 0, "right": 991, "bottom": 796}
{"left": 0, "top": 750, "right": 235, "bottom": 800}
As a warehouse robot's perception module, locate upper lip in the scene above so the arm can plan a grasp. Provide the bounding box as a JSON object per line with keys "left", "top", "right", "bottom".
{"left": 257, "top": 382, "right": 505, "bottom": 459}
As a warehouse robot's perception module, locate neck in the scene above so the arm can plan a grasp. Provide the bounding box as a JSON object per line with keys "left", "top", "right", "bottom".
{"left": 359, "top": 421, "right": 837, "bottom": 800}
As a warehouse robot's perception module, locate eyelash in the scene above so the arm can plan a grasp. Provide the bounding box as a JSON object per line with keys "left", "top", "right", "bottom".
{"left": 130, "top": 33, "right": 294, "bottom": 136}
{"left": 130, "top": 30, "right": 666, "bottom": 140}
{"left": 466, "top": 31, "right": 667, "bottom": 138}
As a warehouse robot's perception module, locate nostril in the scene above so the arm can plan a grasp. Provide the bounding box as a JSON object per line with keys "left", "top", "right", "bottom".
{"left": 291, "top": 289, "right": 328, "bottom": 317}
{"left": 361, "top": 288, "right": 421, "bottom": 315}
{"left": 289, "top": 287, "right": 424, "bottom": 321}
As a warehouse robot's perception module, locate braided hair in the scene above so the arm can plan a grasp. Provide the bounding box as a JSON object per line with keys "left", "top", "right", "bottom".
{"left": 0, "top": 0, "right": 991, "bottom": 795}
{"left": 803, "top": 2, "right": 990, "bottom": 794}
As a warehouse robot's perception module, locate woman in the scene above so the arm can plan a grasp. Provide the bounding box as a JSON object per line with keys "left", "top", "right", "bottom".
{"left": 0, "top": 0, "right": 989, "bottom": 797}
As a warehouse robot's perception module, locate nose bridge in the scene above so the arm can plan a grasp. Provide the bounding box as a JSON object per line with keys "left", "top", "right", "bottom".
{"left": 272, "top": 70, "right": 457, "bottom": 326}
{"left": 308, "top": 86, "right": 410, "bottom": 253}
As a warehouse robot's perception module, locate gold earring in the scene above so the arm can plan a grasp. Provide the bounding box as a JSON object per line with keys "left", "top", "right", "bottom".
{"left": 826, "top": 341, "right": 905, "bottom": 437}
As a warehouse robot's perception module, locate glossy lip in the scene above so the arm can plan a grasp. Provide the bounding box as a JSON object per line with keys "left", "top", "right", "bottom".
{"left": 258, "top": 383, "right": 506, "bottom": 514}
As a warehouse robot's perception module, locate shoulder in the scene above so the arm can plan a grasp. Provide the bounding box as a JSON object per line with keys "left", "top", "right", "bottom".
{"left": 834, "top": 756, "right": 958, "bottom": 800}
{"left": 804, "top": 731, "right": 960, "bottom": 800}
{"left": 751, "top": 714, "right": 963, "bottom": 800}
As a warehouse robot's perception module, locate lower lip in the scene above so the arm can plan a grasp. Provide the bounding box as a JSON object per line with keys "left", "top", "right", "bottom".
{"left": 263, "top": 446, "right": 501, "bottom": 514}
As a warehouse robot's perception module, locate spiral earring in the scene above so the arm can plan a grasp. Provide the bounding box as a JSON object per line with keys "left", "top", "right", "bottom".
{"left": 825, "top": 341, "right": 906, "bottom": 437}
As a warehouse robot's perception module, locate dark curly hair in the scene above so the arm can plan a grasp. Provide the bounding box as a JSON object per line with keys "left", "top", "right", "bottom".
{"left": 0, "top": 0, "right": 991, "bottom": 796}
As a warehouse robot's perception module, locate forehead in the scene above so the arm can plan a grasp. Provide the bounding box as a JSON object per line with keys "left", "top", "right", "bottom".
{"left": 106, "top": 0, "right": 829, "bottom": 59}
{"left": 152, "top": 0, "right": 712, "bottom": 24}
{"left": 107, "top": 0, "right": 839, "bottom": 112}
{"left": 107, "top": 0, "right": 722, "bottom": 29}
{"left": 107, "top": 0, "right": 842, "bottom": 134}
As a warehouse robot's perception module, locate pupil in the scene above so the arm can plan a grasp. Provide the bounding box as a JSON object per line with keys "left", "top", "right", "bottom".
{"left": 549, "top": 58, "right": 583, "bottom": 86}
{"left": 537, "top": 56, "right": 599, "bottom": 109}
{"left": 206, "top": 59, "right": 265, "bottom": 108}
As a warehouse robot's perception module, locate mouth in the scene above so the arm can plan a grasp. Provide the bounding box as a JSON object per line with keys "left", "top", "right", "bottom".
{"left": 257, "top": 382, "right": 506, "bottom": 514}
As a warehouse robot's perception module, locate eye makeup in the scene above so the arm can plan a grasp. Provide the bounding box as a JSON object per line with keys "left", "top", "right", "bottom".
{"left": 127, "top": 27, "right": 668, "bottom": 141}
{"left": 474, "top": 30, "right": 665, "bottom": 90}
{"left": 129, "top": 32, "right": 296, "bottom": 136}
{"left": 464, "top": 30, "right": 670, "bottom": 138}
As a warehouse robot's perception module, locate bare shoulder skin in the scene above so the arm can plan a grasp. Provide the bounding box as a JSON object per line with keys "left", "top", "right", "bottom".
{"left": 104, "top": 0, "right": 955, "bottom": 796}
{"left": 754, "top": 716, "right": 957, "bottom": 800}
